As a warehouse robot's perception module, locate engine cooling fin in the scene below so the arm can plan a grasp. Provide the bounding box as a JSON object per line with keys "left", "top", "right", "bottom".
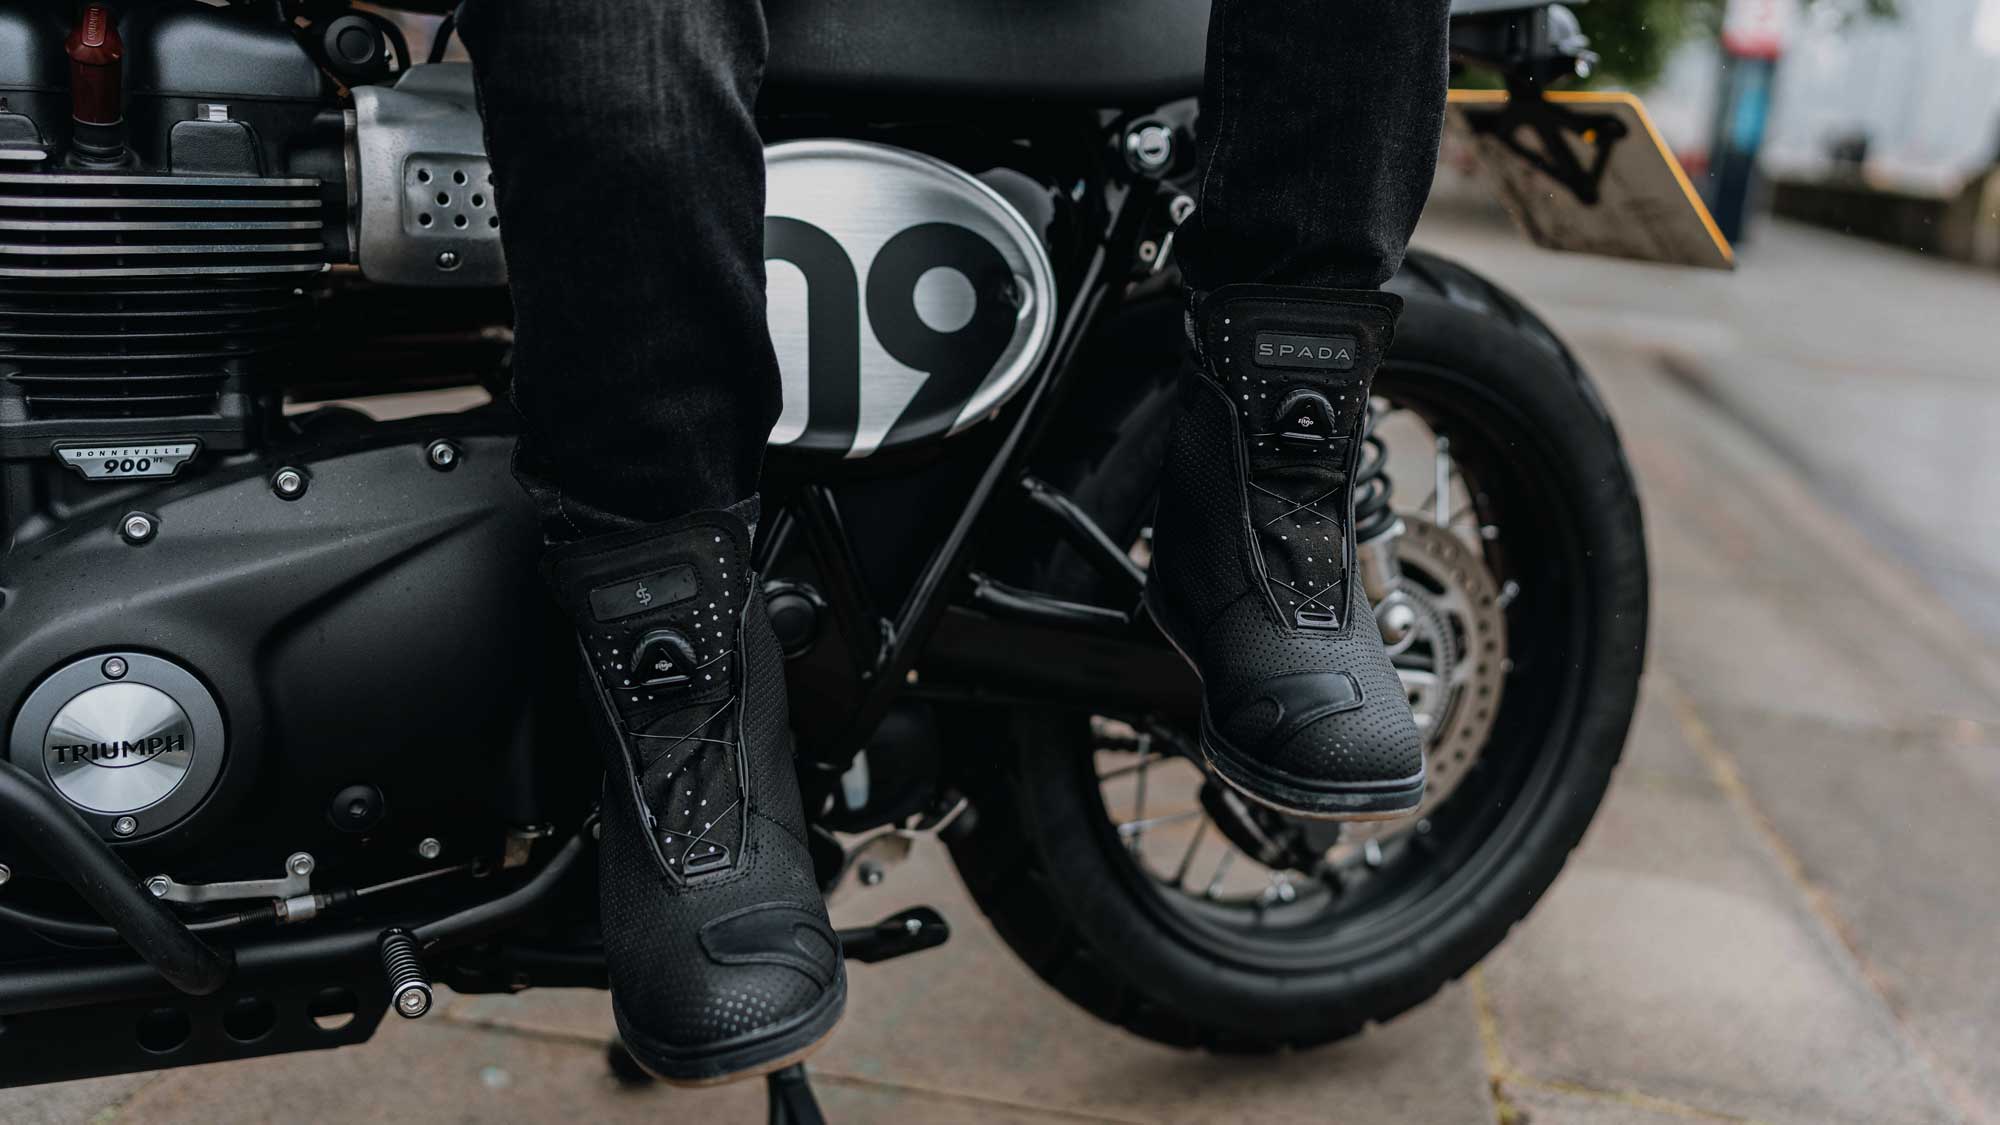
{"left": 0, "top": 171, "right": 329, "bottom": 456}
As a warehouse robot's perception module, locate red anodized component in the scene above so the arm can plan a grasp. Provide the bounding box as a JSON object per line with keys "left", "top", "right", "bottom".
{"left": 66, "top": 4, "right": 124, "bottom": 126}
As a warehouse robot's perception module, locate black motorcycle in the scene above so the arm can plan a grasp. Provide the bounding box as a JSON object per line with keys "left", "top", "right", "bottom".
{"left": 0, "top": 0, "right": 1649, "bottom": 1107}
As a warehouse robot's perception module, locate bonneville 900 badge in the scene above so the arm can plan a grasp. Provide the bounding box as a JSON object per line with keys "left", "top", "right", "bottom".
{"left": 55, "top": 440, "right": 201, "bottom": 481}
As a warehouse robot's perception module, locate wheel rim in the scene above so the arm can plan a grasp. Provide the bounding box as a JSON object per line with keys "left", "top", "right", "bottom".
{"left": 1085, "top": 366, "right": 1596, "bottom": 972}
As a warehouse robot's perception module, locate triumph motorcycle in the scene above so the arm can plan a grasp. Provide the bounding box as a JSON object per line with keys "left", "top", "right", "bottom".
{"left": 0, "top": 0, "right": 1658, "bottom": 1112}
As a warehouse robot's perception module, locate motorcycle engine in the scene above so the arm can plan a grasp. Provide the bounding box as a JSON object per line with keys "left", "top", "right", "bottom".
{"left": 0, "top": 1, "right": 558, "bottom": 900}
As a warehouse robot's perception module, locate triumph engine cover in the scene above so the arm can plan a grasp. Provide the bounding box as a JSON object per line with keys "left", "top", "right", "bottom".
{"left": 8, "top": 652, "right": 224, "bottom": 839}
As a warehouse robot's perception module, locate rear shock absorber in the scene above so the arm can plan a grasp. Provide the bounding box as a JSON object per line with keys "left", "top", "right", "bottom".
{"left": 378, "top": 929, "right": 434, "bottom": 1019}
{"left": 1353, "top": 404, "right": 1396, "bottom": 545}
{"left": 1352, "top": 405, "right": 1409, "bottom": 631}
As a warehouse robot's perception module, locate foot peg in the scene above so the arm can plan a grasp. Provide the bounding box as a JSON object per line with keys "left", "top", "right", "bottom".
{"left": 837, "top": 906, "right": 949, "bottom": 964}
{"left": 378, "top": 928, "right": 433, "bottom": 1019}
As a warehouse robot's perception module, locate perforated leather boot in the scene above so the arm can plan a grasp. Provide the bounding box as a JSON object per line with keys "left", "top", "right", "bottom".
{"left": 546, "top": 508, "right": 844, "bottom": 1085}
{"left": 1145, "top": 284, "right": 1425, "bottom": 820}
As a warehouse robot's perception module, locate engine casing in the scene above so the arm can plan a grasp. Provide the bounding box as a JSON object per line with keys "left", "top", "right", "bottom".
{"left": 0, "top": 417, "right": 560, "bottom": 882}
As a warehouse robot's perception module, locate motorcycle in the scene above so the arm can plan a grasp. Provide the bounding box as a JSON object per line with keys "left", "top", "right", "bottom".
{"left": 0, "top": 0, "right": 1661, "bottom": 1111}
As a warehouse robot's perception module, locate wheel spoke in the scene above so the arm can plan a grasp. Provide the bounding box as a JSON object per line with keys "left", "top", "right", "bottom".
{"left": 1203, "top": 848, "right": 1237, "bottom": 899}
{"left": 1096, "top": 752, "right": 1163, "bottom": 782}
{"left": 1117, "top": 809, "right": 1201, "bottom": 838}
{"left": 1171, "top": 818, "right": 1208, "bottom": 887}
{"left": 1433, "top": 436, "right": 1453, "bottom": 527}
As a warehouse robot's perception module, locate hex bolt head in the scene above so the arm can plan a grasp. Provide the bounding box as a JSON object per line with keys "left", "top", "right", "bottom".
{"left": 395, "top": 985, "right": 433, "bottom": 1018}
{"left": 119, "top": 512, "right": 157, "bottom": 545}
{"left": 287, "top": 852, "right": 316, "bottom": 878}
{"left": 101, "top": 657, "right": 128, "bottom": 680}
{"left": 113, "top": 816, "right": 138, "bottom": 837}
{"left": 435, "top": 250, "right": 461, "bottom": 271}
{"left": 146, "top": 875, "right": 171, "bottom": 898}
{"left": 1124, "top": 122, "right": 1175, "bottom": 172}
{"left": 425, "top": 440, "right": 460, "bottom": 471}
{"left": 271, "top": 467, "right": 308, "bottom": 500}
{"left": 416, "top": 837, "right": 443, "bottom": 861}
{"left": 0, "top": 864, "right": 12, "bottom": 888}
{"left": 1379, "top": 601, "right": 1417, "bottom": 645}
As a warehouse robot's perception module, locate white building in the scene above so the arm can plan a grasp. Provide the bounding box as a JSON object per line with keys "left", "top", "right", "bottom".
{"left": 1645, "top": 0, "right": 2000, "bottom": 197}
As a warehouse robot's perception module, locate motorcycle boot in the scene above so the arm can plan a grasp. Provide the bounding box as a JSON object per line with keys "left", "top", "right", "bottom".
{"left": 546, "top": 508, "right": 845, "bottom": 1085}
{"left": 1145, "top": 284, "right": 1425, "bottom": 820}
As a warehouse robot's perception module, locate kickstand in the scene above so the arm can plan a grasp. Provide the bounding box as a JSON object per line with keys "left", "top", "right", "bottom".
{"left": 767, "top": 1064, "right": 826, "bottom": 1125}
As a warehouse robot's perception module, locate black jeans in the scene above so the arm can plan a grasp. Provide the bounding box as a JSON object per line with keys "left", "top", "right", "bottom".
{"left": 460, "top": 0, "right": 1450, "bottom": 540}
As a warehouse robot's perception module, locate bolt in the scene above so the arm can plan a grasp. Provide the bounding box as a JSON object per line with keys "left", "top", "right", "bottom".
{"left": 101, "top": 657, "right": 128, "bottom": 680}
{"left": 146, "top": 875, "right": 171, "bottom": 898}
{"left": 435, "top": 250, "right": 461, "bottom": 271}
{"left": 1168, "top": 193, "right": 1197, "bottom": 226}
{"left": 119, "top": 512, "right": 156, "bottom": 545}
{"left": 1124, "top": 122, "right": 1174, "bottom": 172}
{"left": 271, "top": 467, "right": 307, "bottom": 500}
{"left": 113, "top": 816, "right": 137, "bottom": 837}
{"left": 286, "top": 852, "right": 316, "bottom": 878}
{"left": 395, "top": 985, "right": 433, "bottom": 1018}
{"left": 903, "top": 917, "right": 922, "bottom": 935}
{"left": 425, "top": 440, "right": 459, "bottom": 471}
{"left": 0, "top": 864, "right": 11, "bottom": 888}
{"left": 1380, "top": 602, "right": 1417, "bottom": 644}
{"left": 858, "top": 860, "right": 884, "bottom": 886}
{"left": 416, "top": 837, "right": 442, "bottom": 861}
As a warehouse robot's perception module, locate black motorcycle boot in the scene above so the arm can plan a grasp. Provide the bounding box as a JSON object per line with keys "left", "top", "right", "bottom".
{"left": 1145, "top": 284, "right": 1425, "bottom": 820}
{"left": 545, "top": 508, "right": 845, "bottom": 1085}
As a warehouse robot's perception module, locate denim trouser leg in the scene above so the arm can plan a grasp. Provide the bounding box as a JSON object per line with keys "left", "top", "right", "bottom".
{"left": 460, "top": 0, "right": 778, "bottom": 540}
{"left": 464, "top": 0, "right": 1451, "bottom": 538}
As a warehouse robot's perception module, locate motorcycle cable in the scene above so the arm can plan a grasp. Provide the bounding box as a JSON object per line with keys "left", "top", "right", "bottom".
{"left": 427, "top": 11, "right": 458, "bottom": 65}
{"left": 0, "top": 860, "right": 482, "bottom": 948}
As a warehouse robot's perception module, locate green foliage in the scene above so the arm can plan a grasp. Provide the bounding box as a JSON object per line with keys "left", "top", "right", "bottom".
{"left": 1577, "top": 0, "right": 1716, "bottom": 88}
{"left": 1575, "top": 0, "right": 1897, "bottom": 88}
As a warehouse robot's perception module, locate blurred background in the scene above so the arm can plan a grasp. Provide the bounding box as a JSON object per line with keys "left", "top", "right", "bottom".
{"left": 6, "top": 1, "right": 1999, "bottom": 1122}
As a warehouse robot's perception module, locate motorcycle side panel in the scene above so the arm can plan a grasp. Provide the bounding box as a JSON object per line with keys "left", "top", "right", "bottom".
{"left": 764, "top": 140, "right": 1058, "bottom": 459}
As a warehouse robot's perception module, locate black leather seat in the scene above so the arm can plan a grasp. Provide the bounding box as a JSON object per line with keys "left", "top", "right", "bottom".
{"left": 379, "top": 0, "right": 1211, "bottom": 103}
{"left": 763, "top": 0, "right": 1210, "bottom": 103}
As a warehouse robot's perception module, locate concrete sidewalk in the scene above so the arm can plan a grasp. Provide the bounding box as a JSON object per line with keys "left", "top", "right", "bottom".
{"left": 6, "top": 216, "right": 1998, "bottom": 1124}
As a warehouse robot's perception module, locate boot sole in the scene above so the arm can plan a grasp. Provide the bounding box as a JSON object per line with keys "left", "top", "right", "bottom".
{"left": 612, "top": 968, "right": 847, "bottom": 1087}
{"left": 1202, "top": 714, "right": 1426, "bottom": 821}
{"left": 1147, "top": 589, "right": 1426, "bottom": 822}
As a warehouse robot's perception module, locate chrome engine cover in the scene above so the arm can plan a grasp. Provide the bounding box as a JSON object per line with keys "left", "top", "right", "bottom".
{"left": 764, "top": 139, "right": 1057, "bottom": 458}
{"left": 8, "top": 652, "right": 225, "bottom": 840}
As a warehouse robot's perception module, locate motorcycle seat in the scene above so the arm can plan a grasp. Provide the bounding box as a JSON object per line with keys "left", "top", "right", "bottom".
{"left": 762, "top": 0, "right": 1210, "bottom": 103}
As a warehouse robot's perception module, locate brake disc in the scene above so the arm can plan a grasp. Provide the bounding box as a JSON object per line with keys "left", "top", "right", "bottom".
{"left": 1344, "top": 517, "right": 1509, "bottom": 846}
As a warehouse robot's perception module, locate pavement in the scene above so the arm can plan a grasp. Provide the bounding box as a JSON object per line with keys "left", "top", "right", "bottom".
{"left": 7, "top": 199, "right": 2000, "bottom": 1124}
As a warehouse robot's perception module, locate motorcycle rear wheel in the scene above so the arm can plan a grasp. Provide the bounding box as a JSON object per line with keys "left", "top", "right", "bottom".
{"left": 943, "top": 256, "right": 1647, "bottom": 1050}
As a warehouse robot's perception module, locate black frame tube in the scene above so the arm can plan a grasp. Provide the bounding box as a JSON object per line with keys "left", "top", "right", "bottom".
{"left": 0, "top": 760, "right": 232, "bottom": 996}
{"left": 826, "top": 174, "right": 1156, "bottom": 752}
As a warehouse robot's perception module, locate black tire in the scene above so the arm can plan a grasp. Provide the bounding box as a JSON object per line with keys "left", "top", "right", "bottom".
{"left": 942, "top": 251, "right": 1648, "bottom": 1051}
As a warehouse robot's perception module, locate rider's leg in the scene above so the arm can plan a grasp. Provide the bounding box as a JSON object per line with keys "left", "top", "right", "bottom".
{"left": 461, "top": 0, "right": 845, "bottom": 1085}
{"left": 1180, "top": 0, "right": 1450, "bottom": 292}
{"left": 1147, "top": 0, "right": 1452, "bottom": 820}
{"left": 465, "top": 0, "right": 779, "bottom": 541}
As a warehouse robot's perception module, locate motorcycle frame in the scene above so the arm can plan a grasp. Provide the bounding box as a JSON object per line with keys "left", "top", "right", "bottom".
{"left": 0, "top": 1, "right": 1601, "bottom": 1077}
{"left": 0, "top": 114, "right": 1194, "bottom": 1082}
